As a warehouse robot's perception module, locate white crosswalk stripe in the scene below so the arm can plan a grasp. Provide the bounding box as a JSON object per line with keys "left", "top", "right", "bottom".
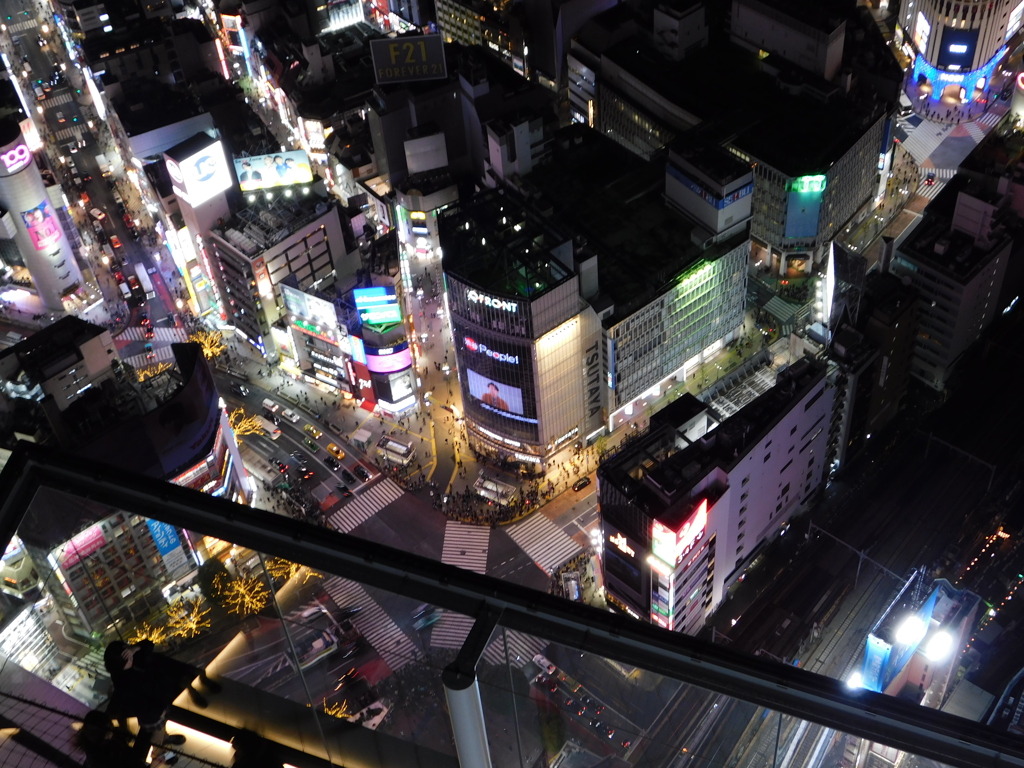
{"left": 916, "top": 179, "right": 946, "bottom": 200}
{"left": 46, "top": 91, "right": 73, "bottom": 107}
{"left": 506, "top": 513, "right": 581, "bottom": 575}
{"left": 53, "top": 127, "right": 77, "bottom": 141}
{"left": 902, "top": 124, "right": 951, "bottom": 164}
{"left": 482, "top": 629, "right": 548, "bottom": 668}
{"left": 441, "top": 521, "right": 489, "bottom": 574}
{"left": 119, "top": 326, "right": 188, "bottom": 342}
{"left": 321, "top": 577, "right": 421, "bottom": 671}
{"left": 8, "top": 19, "right": 38, "bottom": 32}
{"left": 327, "top": 478, "right": 404, "bottom": 532}
{"left": 430, "top": 522, "right": 491, "bottom": 649}
{"left": 430, "top": 612, "right": 475, "bottom": 650}
{"left": 123, "top": 344, "right": 176, "bottom": 369}
{"left": 978, "top": 110, "right": 1003, "bottom": 127}
{"left": 965, "top": 121, "right": 986, "bottom": 142}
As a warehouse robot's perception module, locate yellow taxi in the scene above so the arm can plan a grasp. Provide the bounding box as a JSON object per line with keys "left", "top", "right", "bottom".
{"left": 303, "top": 424, "right": 323, "bottom": 440}
{"left": 327, "top": 443, "right": 346, "bottom": 461}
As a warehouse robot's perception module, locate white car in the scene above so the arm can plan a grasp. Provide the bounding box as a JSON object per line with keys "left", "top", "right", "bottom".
{"left": 89, "top": 208, "right": 106, "bottom": 221}
{"left": 281, "top": 408, "right": 301, "bottom": 423}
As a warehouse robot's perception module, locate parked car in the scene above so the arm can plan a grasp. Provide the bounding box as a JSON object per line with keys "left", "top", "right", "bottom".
{"left": 230, "top": 383, "right": 249, "bottom": 397}
{"left": 324, "top": 456, "right": 341, "bottom": 471}
{"left": 354, "top": 465, "right": 371, "bottom": 482}
{"left": 281, "top": 408, "right": 301, "bottom": 423}
{"left": 340, "top": 469, "right": 357, "bottom": 485}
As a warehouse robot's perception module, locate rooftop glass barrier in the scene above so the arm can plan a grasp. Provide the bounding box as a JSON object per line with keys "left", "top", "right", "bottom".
{"left": 0, "top": 442, "right": 1023, "bottom": 768}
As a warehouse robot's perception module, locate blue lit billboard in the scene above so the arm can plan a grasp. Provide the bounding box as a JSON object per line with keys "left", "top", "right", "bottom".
{"left": 353, "top": 286, "right": 402, "bottom": 326}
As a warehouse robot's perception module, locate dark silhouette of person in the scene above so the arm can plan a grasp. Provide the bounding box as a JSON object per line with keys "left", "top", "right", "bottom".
{"left": 104, "top": 640, "right": 220, "bottom": 758}
{"left": 481, "top": 382, "right": 509, "bottom": 411}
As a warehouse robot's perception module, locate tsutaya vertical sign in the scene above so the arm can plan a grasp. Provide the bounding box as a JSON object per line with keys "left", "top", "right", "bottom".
{"left": 145, "top": 519, "right": 189, "bottom": 573}
{"left": 584, "top": 340, "right": 601, "bottom": 418}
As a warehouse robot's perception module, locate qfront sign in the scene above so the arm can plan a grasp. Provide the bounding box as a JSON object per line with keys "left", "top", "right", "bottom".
{"left": 466, "top": 289, "right": 518, "bottom": 313}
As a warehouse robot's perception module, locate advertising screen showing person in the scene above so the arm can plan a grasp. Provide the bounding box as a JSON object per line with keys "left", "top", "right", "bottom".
{"left": 234, "top": 150, "right": 314, "bottom": 191}
{"left": 20, "top": 200, "right": 62, "bottom": 251}
{"left": 466, "top": 368, "right": 524, "bottom": 416}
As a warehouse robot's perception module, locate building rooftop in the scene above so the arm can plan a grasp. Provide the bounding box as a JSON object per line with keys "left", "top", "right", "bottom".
{"left": 113, "top": 84, "right": 204, "bottom": 137}
{"left": 439, "top": 188, "right": 575, "bottom": 301}
{"left": 212, "top": 190, "right": 336, "bottom": 259}
{"left": 898, "top": 210, "right": 1013, "bottom": 284}
{"left": 863, "top": 271, "right": 917, "bottom": 327}
{"left": 735, "top": 0, "right": 847, "bottom": 37}
{"left": 0, "top": 317, "right": 106, "bottom": 384}
{"left": 599, "top": 357, "right": 826, "bottom": 528}
{"left": 602, "top": 38, "right": 884, "bottom": 176}
{"left": 669, "top": 142, "right": 752, "bottom": 187}
{"left": 521, "top": 126, "right": 748, "bottom": 323}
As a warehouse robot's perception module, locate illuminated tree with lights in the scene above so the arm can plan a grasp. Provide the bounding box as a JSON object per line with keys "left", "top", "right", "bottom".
{"left": 229, "top": 408, "right": 264, "bottom": 438}
{"left": 129, "top": 621, "right": 169, "bottom": 645}
{"left": 167, "top": 596, "right": 212, "bottom": 639}
{"left": 188, "top": 330, "right": 226, "bottom": 360}
{"left": 222, "top": 575, "right": 270, "bottom": 616}
{"left": 323, "top": 699, "right": 352, "bottom": 720}
{"left": 137, "top": 361, "right": 173, "bottom": 382}
{"left": 265, "top": 557, "right": 323, "bottom": 585}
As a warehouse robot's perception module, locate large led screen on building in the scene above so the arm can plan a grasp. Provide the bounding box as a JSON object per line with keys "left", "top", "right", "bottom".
{"left": 366, "top": 344, "right": 413, "bottom": 374}
{"left": 914, "top": 11, "right": 931, "bottom": 51}
{"left": 1008, "top": 0, "right": 1024, "bottom": 40}
{"left": 21, "top": 200, "right": 62, "bottom": 251}
{"left": 937, "top": 26, "right": 979, "bottom": 69}
{"left": 353, "top": 286, "right": 402, "bottom": 326}
{"left": 234, "top": 150, "right": 314, "bottom": 191}
{"left": 281, "top": 284, "right": 339, "bottom": 334}
{"left": 466, "top": 368, "right": 525, "bottom": 415}
{"left": 784, "top": 175, "right": 826, "bottom": 240}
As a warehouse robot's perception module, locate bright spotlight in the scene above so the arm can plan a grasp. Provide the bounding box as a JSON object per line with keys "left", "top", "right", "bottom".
{"left": 846, "top": 672, "right": 863, "bottom": 689}
{"left": 924, "top": 631, "right": 953, "bottom": 661}
{"left": 895, "top": 616, "right": 927, "bottom": 646}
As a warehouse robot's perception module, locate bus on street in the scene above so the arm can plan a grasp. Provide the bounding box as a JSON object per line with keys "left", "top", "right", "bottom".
{"left": 135, "top": 268, "right": 156, "bottom": 301}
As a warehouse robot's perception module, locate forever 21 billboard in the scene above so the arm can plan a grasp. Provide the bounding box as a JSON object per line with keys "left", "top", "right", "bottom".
{"left": 370, "top": 35, "right": 447, "bottom": 85}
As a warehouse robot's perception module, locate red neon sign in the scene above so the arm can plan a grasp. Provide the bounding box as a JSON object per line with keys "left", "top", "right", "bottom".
{"left": 651, "top": 499, "right": 708, "bottom": 566}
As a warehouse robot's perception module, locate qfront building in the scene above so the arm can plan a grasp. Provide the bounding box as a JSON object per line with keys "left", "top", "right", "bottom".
{"left": 901, "top": 0, "right": 1019, "bottom": 107}
{"left": 599, "top": 357, "right": 832, "bottom": 634}
{"left": 440, "top": 190, "right": 603, "bottom": 468}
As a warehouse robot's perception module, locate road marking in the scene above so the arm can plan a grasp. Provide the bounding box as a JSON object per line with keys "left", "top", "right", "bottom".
{"left": 320, "top": 577, "right": 421, "bottom": 672}
{"left": 326, "top": 478, "right": 404, "bottom": 532}
{"left": 430, "top": 522, "right": 491, "bottom": 649}
{"left": 507, "top": 512, "right": 582, "bottom": 575}
{"left": 118, "top": 326, "right": 188, "bottom": 342}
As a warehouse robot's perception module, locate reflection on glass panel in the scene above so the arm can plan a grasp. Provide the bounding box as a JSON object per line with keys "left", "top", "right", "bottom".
{"left": 0, "top": 467, "right": 1019, "bottom": 768}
